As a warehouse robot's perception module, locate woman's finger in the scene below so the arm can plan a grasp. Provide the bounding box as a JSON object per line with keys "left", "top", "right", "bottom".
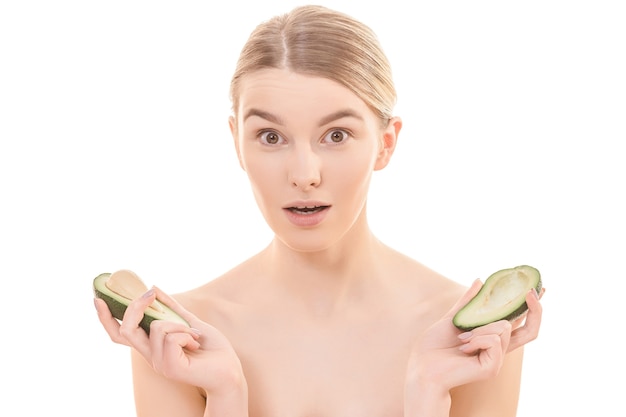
{"left": 150, "top": 320, "right": 201, "bottom": 377}
{"left": 459, "top": 320, "right": 512, "bottom": 353}
{"left": 94, "top": 298, "right": 130, "bottom": 346}
{"left": 149, "top": 319, "right": 201, "bottom": 366}
{"left": 459, "top": 333, "right": 507, "bottom": 380}
{"left": 508, "top": 287, "right": 544, "bottom": 352}
{"left": 151, "top": 286, "right": 206, "bottom": 329}
{"left": 150, "top": 287, "right": 233, "bottom": 350}
{"left": 160, "top": 332, "right": 202, "bottom": 377}
{"left": 149, "top": 319, "right": 200, "bottom": 341}
{"left": 459, "top": 333, "right": 504, "bottom": 354}
{"left": 118, "top": 288, "right": 156, "bottom": 358}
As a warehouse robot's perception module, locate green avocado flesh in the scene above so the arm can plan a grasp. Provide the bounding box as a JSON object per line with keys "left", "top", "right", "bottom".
{"left": 93, "top": 270, "right": 189, "bottom": 334}
{"left": 452, "top": 265, "right": 542, "bottom": 331}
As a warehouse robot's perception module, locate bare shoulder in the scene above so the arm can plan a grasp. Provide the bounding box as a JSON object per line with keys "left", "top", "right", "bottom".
{"left": 169, "top": 255, "right": 263, "bottom": 322}
{"left": 376, "top": 245, "right": 469, "bottom": 323}
{"left": 389, "top": 247, "right": 467, "bottom": 293}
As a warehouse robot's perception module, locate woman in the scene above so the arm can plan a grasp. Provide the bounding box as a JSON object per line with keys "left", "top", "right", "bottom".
{"left": 94, "top": 5, "right": 543, "bottom": 416}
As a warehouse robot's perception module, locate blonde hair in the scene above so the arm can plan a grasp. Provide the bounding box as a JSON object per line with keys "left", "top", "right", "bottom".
{"left": 229, "top": 5, "right": 396, "bottom": 125}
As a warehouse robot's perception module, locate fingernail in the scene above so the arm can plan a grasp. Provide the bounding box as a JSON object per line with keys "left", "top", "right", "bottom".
{"left": 532, "top": 288, "right": 539, "bottom": 299}
{"left": 190, "top": 328, "right": 201, "bottom": 335}
{"left": 142, "top": 288, "right": 155, "bottom": 298}
{"left": 458, "top": 331, "right": 473, "bottom": 340}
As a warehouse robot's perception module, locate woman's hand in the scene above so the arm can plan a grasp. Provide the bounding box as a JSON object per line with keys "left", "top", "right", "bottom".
{"left": 406, "top": 279, "right": 544, "bottom": 401}
{"left": 94, "top": 287, "right": 246, "bottom": 396}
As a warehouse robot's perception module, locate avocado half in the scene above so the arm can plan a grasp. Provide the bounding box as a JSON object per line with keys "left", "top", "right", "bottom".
{"left": 452, "top": 265, "right": 542, "bottom": 331}
{"left": 93, "top": 270, "right": 189, "bottom": 334}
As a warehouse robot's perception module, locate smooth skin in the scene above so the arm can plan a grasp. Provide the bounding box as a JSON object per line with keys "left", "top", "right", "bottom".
{"left": 95, "top": 69, "right": 543, "bottom": 417}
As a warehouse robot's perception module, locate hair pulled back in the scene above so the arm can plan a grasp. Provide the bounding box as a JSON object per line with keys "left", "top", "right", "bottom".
{"left": 229, "top": 5, "right": 397, "bottom": 124}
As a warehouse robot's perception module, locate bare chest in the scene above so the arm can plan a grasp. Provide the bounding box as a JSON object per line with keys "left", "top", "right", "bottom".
{"left": 229, "top": 313, "right": 417, "bottom": 417}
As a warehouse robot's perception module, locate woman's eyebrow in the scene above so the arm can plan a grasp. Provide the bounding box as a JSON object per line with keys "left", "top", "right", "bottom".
{"left": 317, "top": 109, "right": 363, "bottom": 126}
{"left": 243, "top": 108, "right": 284, "bottom": 125}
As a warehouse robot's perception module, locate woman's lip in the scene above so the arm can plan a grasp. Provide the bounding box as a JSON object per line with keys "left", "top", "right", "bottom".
{"left": 283, "top": 205, "right": 330, "bottom": 227}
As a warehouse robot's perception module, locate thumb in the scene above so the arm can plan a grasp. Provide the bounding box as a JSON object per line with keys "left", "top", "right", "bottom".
{"left": 152, "top": 286, "right": 195, "bottom": 320}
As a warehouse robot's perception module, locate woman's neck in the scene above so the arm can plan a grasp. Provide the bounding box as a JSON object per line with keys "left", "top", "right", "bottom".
{"left": 258, "top": 223, "right": 392, "bottom": 316}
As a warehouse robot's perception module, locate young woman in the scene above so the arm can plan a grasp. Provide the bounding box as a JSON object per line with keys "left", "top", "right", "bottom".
{"left": 94, "top": 5, "right": 544, "bottom": 417}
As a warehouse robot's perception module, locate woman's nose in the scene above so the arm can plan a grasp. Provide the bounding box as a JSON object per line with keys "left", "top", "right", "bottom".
{"left": 288, "top": 146, "right": 321, "bottom": 190}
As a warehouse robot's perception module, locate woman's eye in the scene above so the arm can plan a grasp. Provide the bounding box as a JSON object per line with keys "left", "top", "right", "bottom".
{"left": 259, "top": 131, "right": 284, "bottom": 145}
{"left": 323, "top": 129, "right": 349, "bottom": 144}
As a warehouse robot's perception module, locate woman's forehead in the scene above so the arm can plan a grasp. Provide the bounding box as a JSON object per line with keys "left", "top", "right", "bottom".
{"left": 239, "top": 69, "right": 350, "bottom": 98}
{"left": 236, "top": 69, "right": 373, "bottom": 121}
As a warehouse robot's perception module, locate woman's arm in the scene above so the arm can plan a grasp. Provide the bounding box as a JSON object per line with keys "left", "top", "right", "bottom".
{"left": 131, "top": 348, "right": 207, "bottom": 417}
{"left": 131, "top": 348, "right": 249, "bottom": 417}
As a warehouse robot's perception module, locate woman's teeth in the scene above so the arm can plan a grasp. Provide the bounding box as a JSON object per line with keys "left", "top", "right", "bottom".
{"left": 289, "top": 206, "right": 326, "bottom": 214}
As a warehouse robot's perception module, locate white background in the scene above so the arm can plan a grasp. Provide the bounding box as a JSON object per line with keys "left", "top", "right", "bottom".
{"left": 1, "top": 1, "right": 624, "bottom": 415}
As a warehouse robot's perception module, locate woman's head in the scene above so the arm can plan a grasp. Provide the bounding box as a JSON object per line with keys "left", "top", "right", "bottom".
{"left": 229, "top": 5, "right": 396, "bottom": 126}
{"left": 228, "top": 6, "right": 402, "bottom": 252}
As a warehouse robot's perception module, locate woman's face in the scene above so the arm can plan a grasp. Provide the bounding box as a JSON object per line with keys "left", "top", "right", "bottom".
{"left": 230, "top": 68, "right": 400, "bottom": 252}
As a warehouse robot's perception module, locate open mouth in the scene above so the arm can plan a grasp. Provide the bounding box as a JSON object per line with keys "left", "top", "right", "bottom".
{"left": 286, "top": 205, "right": 329, "bottom": 215}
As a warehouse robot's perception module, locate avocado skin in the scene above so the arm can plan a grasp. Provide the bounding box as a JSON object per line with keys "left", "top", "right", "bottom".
{"left": 93, "top": 272, "right": 186, "bottom": 334}
{"left": 452, "top": 265, "right": 542, "bottom": 331}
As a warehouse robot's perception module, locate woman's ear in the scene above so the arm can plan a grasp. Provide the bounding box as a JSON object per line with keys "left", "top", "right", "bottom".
{"left": 374, "top": 116, "right": 402, "bottom": 171}
{"left": 229, "top": 115, "right": 245, "bottom": 171}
